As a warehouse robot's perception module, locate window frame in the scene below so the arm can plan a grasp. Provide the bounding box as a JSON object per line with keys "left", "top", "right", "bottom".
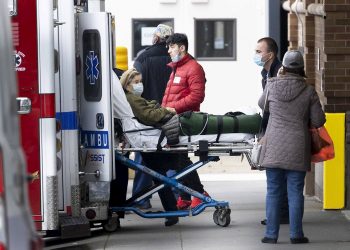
{"left": 82, "top": 29, "right": 102, "bottom": 102}
{"left": 131, "top": 18, "right": 174, "bottom": 59}
{"left": 194, "top": 18, "right": 237, "bottom": 61}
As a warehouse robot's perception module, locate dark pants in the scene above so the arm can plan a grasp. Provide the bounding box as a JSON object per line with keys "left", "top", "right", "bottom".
{"left": 141, "top": 153, "right": 178, "bottom": 211}
{"left": 178, "top": 153, "right": 204, "bottom": 200}
{"left": 109, "top": 154, "right": 129, "bottom": 218}
{"left": 141, "top": 152, "right": 205, "bottom": 208}
{"left": 109, "top": 152, "right": 205, "bottom": 213}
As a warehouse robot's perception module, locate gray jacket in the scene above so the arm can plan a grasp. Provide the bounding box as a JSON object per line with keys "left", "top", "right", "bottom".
{"left": 258, "top": 73, "right": 326, "bottom": 171}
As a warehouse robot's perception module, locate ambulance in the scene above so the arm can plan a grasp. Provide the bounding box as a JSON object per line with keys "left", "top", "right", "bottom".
{"left": 10, "top": 0, "right": 118, "bottom": 238}
{"left": 1, "top": 0, "right": 42, "bottom": 249}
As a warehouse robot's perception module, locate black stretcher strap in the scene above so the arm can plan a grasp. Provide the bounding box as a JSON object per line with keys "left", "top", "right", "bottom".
{"left": 232, "top": 116, "right": 239, "bottom": 133}
{"left": 156, "top": 131, "right": 166, "bottom": 151}
{"left": 215, "top": 115, "right": 223, "bottom": 142}
{"left": 123, "top": 127, "right": 158, "bottom": 134}
{"left": 202, "top": 113, "right": 208, "bottom": 135}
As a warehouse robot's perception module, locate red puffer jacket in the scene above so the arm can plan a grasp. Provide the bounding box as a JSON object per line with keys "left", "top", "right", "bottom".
{"left": 162, "top": 54, "right": 206, "bottom": 113}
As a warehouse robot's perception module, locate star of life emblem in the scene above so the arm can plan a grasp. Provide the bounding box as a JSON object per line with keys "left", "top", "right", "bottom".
{"left": 14, "top": 51, "right": 26, "bottom": 71}
{"left": 85, "top": 51, "right": 100, "bottom": 85}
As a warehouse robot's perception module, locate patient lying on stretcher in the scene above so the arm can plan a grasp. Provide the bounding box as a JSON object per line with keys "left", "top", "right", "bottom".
{"left": 120, "top": 68, "right": 176, "bottom": 128}
{"left": 118, "top": 68, "right": 262, "bottom": 146}
{"left": 114, "top": 68, "right": 261, "bottom": 226}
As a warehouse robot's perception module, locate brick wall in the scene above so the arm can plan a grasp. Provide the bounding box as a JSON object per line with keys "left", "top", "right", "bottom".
{"left": 285, "top": 0, "right": 350, "bottom": 112}
{"left": 284, "top": 0, "right": 350, "bottom": 200}
{"left": 323, "top": 0, "right": 350, "bottom": 112}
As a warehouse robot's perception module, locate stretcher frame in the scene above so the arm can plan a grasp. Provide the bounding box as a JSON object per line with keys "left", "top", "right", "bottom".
{"left": 110, "top": 140, "right": 260, "bottom": 227}
{"left": 107, "top": 73, "right": 262, "bottom": 228}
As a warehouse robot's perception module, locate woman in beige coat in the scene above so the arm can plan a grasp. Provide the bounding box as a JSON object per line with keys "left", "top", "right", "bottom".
{"left": 258, "top": 50, "right": 326, "bottom": 244}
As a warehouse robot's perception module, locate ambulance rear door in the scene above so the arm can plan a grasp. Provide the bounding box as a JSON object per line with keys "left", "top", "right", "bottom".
{"left": 77, "top": 12, "right": 115, "bottom": 220}
{"left": 11, "top": 0, "right": 57, "bottom": 231}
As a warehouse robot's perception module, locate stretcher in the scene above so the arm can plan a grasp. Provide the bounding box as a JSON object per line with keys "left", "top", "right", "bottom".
{"left": 110, "top": 73, "right": 261, "bottom": 228}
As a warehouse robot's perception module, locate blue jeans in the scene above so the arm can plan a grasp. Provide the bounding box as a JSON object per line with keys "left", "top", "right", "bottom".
{"left": 132, "top": 153, "right": 153, "bottom": 204}
{"left": 265, "top": 168, "right": 306, "bottom": 239}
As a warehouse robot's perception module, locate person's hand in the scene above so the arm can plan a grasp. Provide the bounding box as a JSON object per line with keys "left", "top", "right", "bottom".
{"left": 166, "top": 107, "right": 176, "bottom": 114}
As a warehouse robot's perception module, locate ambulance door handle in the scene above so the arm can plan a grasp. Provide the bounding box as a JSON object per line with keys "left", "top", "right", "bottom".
{"left": 54, "top": 19, "right": 65, "bottom": 27}
{"left": 16, "top": 97, "right": 32, "bottom": 114}
{"left": 79, "top": 170, "right": 101, "bottom": 178}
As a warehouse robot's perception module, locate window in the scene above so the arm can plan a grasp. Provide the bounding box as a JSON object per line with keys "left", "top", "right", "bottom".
{"left": 83, "top": 30, "right": 102, "bottom": 102}
{"left": 194, "top": 19, "right": 236, "bottom": 60}
{"left": 132, "top": 19, "right": 174, "bottom": 58}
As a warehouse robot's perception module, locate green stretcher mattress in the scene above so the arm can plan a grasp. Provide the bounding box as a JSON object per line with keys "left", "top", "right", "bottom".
{"left": 179, "top": 111, "right": 262, "bottom": 136}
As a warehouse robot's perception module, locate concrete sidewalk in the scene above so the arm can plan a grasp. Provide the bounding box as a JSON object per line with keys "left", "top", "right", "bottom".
{"left": 45, "top": 157, "right": 350, "bottom": 250}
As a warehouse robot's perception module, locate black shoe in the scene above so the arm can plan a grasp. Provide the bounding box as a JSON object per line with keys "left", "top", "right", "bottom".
{"left": 260, "top": 219, "right": 267, "bottom": 225}
{"left": 261, "top": 237, "right": 277, "bottom": 244}
{"left": 290, "top": 237, "right": 309, "bottom": 244}
{"left": 165, "top": 217, "right": 179, "bottom": 227}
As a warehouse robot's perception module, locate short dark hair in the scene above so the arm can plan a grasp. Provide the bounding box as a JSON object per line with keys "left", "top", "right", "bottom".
{"left": 257, "top": 37, "right": 278, "bottom": 55}
{"left": 166, "top": 33, "right": 188, "bottom": 52}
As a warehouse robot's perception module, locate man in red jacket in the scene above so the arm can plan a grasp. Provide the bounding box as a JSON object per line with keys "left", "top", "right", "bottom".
{"left": 162, "top": 33, "right": 208, "bottom": 209}
{"left": 162, "top": 33, "right": 205, "bottom": 113}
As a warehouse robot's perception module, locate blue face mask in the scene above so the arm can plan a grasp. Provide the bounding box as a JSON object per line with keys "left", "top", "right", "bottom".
{"left": 132, "top": 82, "right": 144, "bottom": 96}
{"left": 253, "top": 53, "right": 265, "bottom": 67}
{"left": 171, "top": 53, "right": 181, "bottom": 63}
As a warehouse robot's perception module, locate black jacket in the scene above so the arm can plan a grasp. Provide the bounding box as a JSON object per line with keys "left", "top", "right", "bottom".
{"left": 261, "top": 57, "right": 282, "bottom": 90}
{"left": 260, "top": 57, "right": 282, "bottom": 131}
{"left": 133, "top": 42, "right": 171, "bottom": 103}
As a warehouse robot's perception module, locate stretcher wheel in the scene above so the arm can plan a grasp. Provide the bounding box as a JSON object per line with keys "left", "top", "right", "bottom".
{"left": 103, "top": 217, "right": 120, "bottom": 232}
{"left": 213, "top": 209, "right": 220, "bottom": 225}
{"left": 213, "top": 208, "right": 231, "bottom": 227}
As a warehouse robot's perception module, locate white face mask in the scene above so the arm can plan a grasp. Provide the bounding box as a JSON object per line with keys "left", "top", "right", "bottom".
{"left": 170, "top": 48, "right": 182, "bottom": 63}
{"left": 132, "top": 82, "right": 144, "bottom": 96}
{"left": 253, "top": 52, "right": 272, "bottom": 67}
{"left": 171, "top": 53, "right": 181, "bottom": 63}
{"left": 253, "top": 53, "right": 265, "bottom": 67}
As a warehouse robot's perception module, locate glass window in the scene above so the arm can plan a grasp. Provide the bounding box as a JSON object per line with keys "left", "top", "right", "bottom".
{"left": 83, "top": 30, "right": 102, "bottom": 102}
{"left": 194, "top": 19, "right": 236, "bottom": 60}
{"left": 132, "top": 19, "right": 174, "bottom": 58}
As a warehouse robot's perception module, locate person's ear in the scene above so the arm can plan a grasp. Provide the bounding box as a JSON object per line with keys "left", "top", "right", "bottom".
{"left": 179, "top": 45, "right": 186, "bottom": 53}
{"left": 126, "top": 82, "right": 133, "bottom": 92}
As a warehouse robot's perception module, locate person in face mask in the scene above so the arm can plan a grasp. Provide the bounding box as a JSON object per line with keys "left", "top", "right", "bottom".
{"left": 120, "top": 68, "right": 175, "bottom": 127}
{"left": 254, "top": 37, "right": 282, "bottom": 89}
{"left": 163, "top": 33, "right": 209, "bottom": 210}
{"left": 163, "top": 33, "right": 205, "bottom": 117}
{"left": 120, "top": 67, "right": 180, "bottom": 226}
{"left": 254, "top": 37, "right": 289, "bottom": 227}
{"left": 132, "top": 24, "right": 173, "bottom": 211}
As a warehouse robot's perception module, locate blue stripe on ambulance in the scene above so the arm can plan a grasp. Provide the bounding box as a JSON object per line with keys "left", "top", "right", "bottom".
{"left": 56, "top": 111, "right": 78, "bottom": 130}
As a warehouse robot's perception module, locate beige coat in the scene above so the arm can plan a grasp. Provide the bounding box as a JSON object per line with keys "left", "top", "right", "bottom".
{"left": 258, "top": 74, "right": 326, "bottom": 171}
